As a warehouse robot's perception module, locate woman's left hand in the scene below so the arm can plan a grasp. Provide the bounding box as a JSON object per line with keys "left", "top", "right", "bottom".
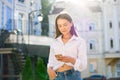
{"left": 60, "top": 56, "right": 76, "bottom": 64}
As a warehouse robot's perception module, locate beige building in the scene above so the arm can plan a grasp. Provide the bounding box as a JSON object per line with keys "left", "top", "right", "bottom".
{"left": 48, "top": 0, "right": 120, "bottom": 78}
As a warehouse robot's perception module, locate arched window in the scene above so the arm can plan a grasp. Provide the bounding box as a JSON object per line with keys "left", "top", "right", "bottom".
{"left": 18, "top": 0, "right": 24, "bottom": 3}
{"left": 110, "top": 39, "right": 113, "bottom": 48}
{"left": 89, "top": 22, "right": 95, "bottom": 31}
{"left": 1, "top": 2, "right": 4, "bottom": 29}
{"left": 18, "top": 13, "right": 23, "bottom": 34}
{"left": 90, "top": 43, "right": 93, "bottom": 50}
{"left": 109, "top": 22, "right": 112, "bottom": 29}
{"left": 89, "top": 40, "right": 96, "bottom": 50}
{"left": 89, "top": 60, "right": 97, "bottom": 73}
{"left": 6, "top": 6, "right": 12, "bottom": 31}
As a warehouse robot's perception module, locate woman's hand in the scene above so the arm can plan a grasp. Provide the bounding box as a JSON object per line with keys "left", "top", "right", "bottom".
{"left": 59, "top": 56, "right": 76, "bottom": 64}
{"left": 47, "top": 67, "right": 57, "bottom": 80}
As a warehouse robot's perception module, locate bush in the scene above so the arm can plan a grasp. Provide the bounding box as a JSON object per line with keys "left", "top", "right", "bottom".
{"left": 35, "top": 58, "right": 48, "bottom": 80}
{"left": 22, "top": 55, "right": 33, "bottom": 80}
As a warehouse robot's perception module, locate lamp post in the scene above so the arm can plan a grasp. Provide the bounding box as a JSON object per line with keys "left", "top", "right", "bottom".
{"left": 28, "top": 9, "right": 43, "bottom": 53}
{"left": 28, "top": 9, "right": 43, "bottom": 35}
{"left": 28, "top": 9, "right": 43, "bottom": 80}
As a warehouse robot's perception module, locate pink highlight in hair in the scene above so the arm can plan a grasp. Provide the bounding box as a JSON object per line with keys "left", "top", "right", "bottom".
{"left": 70, "top": 24, "right": 78, "bottom": 37}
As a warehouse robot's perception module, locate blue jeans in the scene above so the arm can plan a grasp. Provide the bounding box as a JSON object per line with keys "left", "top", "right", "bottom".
{"left": 54, "top": 69, "right": 82, "bottom": 80}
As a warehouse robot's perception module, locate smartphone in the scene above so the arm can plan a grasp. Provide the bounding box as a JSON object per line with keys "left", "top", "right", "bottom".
{"left": 55, "top": 54, "right": 62, "bottom": 60}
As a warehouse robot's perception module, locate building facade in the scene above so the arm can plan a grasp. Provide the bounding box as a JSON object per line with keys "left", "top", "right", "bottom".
{"left": 14, "top": 0, "right": 42, "bottom": 35}
{"left": 0, "top": 0, "right": 13, "bottom": 31}
{"left": 0, "top": 0, "right": 46, "bottom": 79}
{"left": 48, "top": 0, "right": 120, "bottom": 78}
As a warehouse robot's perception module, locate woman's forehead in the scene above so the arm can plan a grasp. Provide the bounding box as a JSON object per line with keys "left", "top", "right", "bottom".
{"left": 57, "top": 18, "right": 69, "bottom": 23}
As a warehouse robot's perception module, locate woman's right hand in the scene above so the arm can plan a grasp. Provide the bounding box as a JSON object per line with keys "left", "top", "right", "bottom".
{"left": 47, "top": 67, "right": 57, "bottom": 80}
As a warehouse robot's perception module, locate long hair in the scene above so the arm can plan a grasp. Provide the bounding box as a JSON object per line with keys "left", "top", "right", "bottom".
{"left": 55, "top": 13, "right": 78, "bottom": 38}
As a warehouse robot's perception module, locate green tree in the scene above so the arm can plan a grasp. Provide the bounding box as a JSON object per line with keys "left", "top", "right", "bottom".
{"left": 22, "top": 55, "right": 33, "bottom": 80}
{"left": 41, "top": 0, "right": 52, "bottom": 36}
{"left": 35, "top": 58, "right": 48, "bottom": 80}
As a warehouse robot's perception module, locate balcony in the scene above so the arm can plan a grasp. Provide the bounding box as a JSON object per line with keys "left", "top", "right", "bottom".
{"left": 0, "top": 48, "right": 16, "bottom": 54}
{"left": 104, "top": 51, "right": 120, "bottom": 58}
{"left": 5, "top": 33, "right": 54, "bottom": 57}
{"left": 104, "top": 51, "right": 120, "bottom": 65}
{"left": 6, "top": 33, "right": 54, "bottom": 46}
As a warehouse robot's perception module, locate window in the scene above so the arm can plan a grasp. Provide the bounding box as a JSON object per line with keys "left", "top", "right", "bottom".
{"left": 1, "top": 2, "right": 4, "bottom": 29}
{"left": 18, "top": 0, "right": 24, "bottom": 3}
{"left": 90, "top": 43, "right": 93, "bottom": 49}
{"left": 6, "top": 6, "right": 12, "bottom": 31}
{"left": 116, "top": 61, "right": 120, "bottom": 77}
{"left": 89, "top": 61, "right": 97, "bottom": 73}
{"left": 109, "top": 22, "right": 112, "bottom": 29}
{"left": 8, "top": 0, "right": 12, "bottom": 3}
{"left": 89, "top": 22, "right": 95, "bottom": 31}
{"left": 18, "top": 13, "right": 23, "bottom": 34}
{"left": 110, "top": 39, "right": 113, "bottom": 48}
{"left": 90, "top": 64, "right": 94, "bottom": 72}
{"left": 89, "top": 40, "right": 96, "bottom": 50}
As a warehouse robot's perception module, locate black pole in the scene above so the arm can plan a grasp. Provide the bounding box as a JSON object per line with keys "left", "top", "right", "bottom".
{"left": 28, "top": 9, "right": 42, "bottom": 80}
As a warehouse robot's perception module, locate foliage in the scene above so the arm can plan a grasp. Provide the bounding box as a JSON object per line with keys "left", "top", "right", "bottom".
{"left": 35, "top": 58, "right": 48, "bottom": 80}
{"left": 22, "top": 55, "right": 33, "bottom": 80}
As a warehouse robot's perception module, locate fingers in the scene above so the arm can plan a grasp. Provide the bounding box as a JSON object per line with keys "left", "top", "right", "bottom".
{"left": 48, "top": 68, "right": 57, "bottom": 80}
{"left": 55, "top": 54, "right": 63, "bottom": 61}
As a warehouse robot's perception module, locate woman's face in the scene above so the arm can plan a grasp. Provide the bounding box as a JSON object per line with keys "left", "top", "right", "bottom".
{"left": 57, "top": 18, "right": 72, "bottom": 36}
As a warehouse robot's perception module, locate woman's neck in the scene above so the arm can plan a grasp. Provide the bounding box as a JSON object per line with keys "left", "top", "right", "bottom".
{"left": 62, "top": 34, "right": 72, "bottom": 39}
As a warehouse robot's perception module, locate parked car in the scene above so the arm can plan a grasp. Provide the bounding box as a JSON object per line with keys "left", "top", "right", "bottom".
{"left": 83, "top": 74, "right": 106, "bottom": 80}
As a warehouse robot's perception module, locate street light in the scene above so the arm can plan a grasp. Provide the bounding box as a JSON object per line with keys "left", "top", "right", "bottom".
{"left": 28, "top": 9, "right": 43, "bottom": 80}
{"left": 28, "top": 9, "right": 43, "bottom": 35}
{"left": 28, "top": 9, "right": 43, "bottom": 53}
{"left": 28, "top": 9, "right": 43, "bottom": 52}
{"left": 37, "top": 14, "right": 43, "bottom": 22}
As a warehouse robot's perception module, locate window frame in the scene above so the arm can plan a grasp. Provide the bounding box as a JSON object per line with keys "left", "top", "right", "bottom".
{"left": 89, "top": 39, "right": 96, "bottom": 51}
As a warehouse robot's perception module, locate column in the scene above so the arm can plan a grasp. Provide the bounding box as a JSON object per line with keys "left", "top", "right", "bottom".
{"left": 113, "top": 4, "right": 119, "bottom": 51}
{"left": 102, "top": 5, "right": 109, "bottom": 52}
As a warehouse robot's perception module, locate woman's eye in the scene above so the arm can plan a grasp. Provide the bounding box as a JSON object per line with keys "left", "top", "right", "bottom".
{"left": 63, "top": 23, "right": 68, "bottom": 26}
{"left": 58, "top": 25, "right": 62, "bottom": 28}
{"left": 64, "top": 24, "right": 67, "bottom": 26}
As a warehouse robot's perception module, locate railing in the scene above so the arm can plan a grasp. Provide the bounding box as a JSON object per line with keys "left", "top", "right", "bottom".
{"left": 9, "top": 30, "right": 28, "bottom": 74}
{"left": 0, "top": 29, "right": 10, "bottom": 48}
{"left": 0, "top": 29, "right": 28, "bottom": 80}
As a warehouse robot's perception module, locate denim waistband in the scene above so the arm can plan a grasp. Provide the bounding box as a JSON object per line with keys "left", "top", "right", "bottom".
{"left": 56, "top": 68, "right": 75, "bottom": 75}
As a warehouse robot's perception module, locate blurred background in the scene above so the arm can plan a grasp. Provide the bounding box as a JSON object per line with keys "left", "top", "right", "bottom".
{"left": 0, "top": 0, "right": 120, "bottom": 80}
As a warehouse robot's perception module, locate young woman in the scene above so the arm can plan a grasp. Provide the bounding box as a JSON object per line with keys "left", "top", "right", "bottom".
{"left": 47, "top": 13, "right": 87, "bottom": 80}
